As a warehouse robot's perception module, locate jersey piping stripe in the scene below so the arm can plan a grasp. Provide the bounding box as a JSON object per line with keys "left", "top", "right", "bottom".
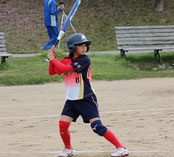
{"left": 78, "top": 73, "right": 84, "bottom": 99}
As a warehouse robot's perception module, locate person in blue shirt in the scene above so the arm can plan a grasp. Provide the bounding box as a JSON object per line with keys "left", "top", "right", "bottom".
{"left": 42, "top": 0, "right": 64, "bottom": 50}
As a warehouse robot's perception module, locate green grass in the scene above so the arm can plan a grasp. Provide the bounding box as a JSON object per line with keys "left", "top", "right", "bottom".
{"left": 0, "top": 56, "right": 60, "bottom": 85}
{"left": 0, "top": 53, "right": 174, "bottom": 85}
{"left": 91, "top": 53, "right": 174, "bottom": 80}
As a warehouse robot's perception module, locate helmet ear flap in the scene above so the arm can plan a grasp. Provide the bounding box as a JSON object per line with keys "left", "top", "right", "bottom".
{"left": 68, "top": 44, "right": 76, "bottom": 54}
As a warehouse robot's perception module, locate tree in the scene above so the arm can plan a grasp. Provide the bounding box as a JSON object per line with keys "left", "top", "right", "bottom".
{"left": 155, "top": 0, "right": 164, "bottom": 12}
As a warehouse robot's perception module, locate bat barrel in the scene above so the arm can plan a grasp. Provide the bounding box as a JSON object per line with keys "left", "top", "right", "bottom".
{"left": 46, "top": 0, "right": 81, "bottom": 61}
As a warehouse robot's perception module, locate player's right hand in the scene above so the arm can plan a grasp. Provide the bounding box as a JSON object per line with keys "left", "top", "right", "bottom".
{"left": 47, "top": 50, "right": 55, "bottom": 61}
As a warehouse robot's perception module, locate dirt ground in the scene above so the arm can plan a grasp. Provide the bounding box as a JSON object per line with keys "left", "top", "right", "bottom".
{"left": 0, "top": 78, "right": 174, "bottom": 157}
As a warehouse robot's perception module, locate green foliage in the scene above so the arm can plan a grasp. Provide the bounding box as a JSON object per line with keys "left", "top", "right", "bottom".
{"left": 0, "top": 53, "right": 174, "bottom": 85}
{"left": 1, "top": 0, "right": 174, "bottom": 53}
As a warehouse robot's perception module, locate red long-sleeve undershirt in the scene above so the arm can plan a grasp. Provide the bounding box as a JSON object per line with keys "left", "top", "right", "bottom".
{"left": 49, "top": 58, "right": 75, "bottom": 75}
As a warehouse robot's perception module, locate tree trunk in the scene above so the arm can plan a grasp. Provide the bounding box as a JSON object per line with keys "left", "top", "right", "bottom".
{"left": 155, "top": 0, "right": 164, "bottom": 12}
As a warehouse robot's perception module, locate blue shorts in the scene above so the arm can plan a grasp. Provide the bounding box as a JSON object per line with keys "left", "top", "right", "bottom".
{"left": 61, "top": 95, "right": 100, "bottom": 123}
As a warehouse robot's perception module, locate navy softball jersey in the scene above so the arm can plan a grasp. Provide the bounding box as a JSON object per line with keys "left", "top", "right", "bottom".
{"left": 49, "top": 55, "right": 100, "bottom": 123}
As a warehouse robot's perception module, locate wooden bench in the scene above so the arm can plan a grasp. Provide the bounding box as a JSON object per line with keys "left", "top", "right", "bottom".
{"left": 115, "top": 25, "right": 174, "bottom": 65}
{"left": 0, "top": 32, "right": 12, "bottom": 63}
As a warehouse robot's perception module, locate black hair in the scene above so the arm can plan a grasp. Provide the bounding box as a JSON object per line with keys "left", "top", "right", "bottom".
{"left": 69, "top": 52, "right": 74, "bottom": 62}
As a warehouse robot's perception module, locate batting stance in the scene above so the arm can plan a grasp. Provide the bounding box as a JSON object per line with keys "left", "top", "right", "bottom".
{"left": 42, "top": 0, "right": 64, "bottom": 50}
{"left": 47, "top": 33, "right": 129, "bottom": 157}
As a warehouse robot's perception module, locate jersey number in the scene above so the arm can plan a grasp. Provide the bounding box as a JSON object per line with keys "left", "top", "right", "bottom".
{"left": 75, "top": 77, "right": 80, "bottom": 83}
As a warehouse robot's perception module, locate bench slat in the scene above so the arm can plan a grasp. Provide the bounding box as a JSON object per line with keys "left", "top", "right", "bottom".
{"left": 116, "top": 32, "right": 174, "bottom": 38}
{"left": 115, "top": 25, "right": 174, "bottom": 30}
{"left": 0, "top": 32, "right": 12, "bottom": 62}
{"left": 118, "top": 45, "right": 174, "bottom": 51}
{"left": 0, "top": 48, "right": 6, "bottom": 52}
{"left": 0, "top": 40, "right": 5, "bottom": 44}
{"left": 0, "top": 52, "right": 12, "bottom": 57}
{"left": 117, "top": 36, "right": 174, "bottom": 42}
{"left": 116, "top": 29, "right": 174, "bottom": 34}
{"left": 0, "top": 36, "right": 5, "bottom": 40}
{"left": 117, "top": 41, "right": 174, "bottom": 46}
{"left": 115, "top": 25, "right": 174, "bottom": 54}
{"left": 0, "top": 44, "right": 6, "bottom": 48}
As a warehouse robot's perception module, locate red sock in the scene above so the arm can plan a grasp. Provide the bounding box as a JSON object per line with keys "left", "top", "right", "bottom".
{"left": 59, "top": 120, "right": 72, "bottom": 149}
{"left": 104, "top": 129, "right": 125, "bottom": 148}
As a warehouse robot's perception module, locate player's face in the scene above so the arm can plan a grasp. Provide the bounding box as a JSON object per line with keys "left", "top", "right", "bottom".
{"left": 75, "top": 43, "right": 87, "bottom": 57}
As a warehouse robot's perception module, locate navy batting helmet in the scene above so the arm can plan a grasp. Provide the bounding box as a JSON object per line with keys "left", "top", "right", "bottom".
{"left": 67, "top": 33, "right": 91, "bottom": 54}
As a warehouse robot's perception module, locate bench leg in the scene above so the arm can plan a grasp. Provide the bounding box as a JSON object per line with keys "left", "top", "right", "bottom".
{"left": 1, "top": 57, "right": 6, "bottom": 64}
{"left": 154, "top": 50, "right": 163, "bottom": 65}
{"left": 120, "top": 50, "right": 128, "bottom": 61}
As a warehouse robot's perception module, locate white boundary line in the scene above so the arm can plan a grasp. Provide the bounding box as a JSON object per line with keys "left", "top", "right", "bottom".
{"left": 100, "top": 107, "right": 174, "bottom": 113}
{"left": 0, "top": 150, "right": 167, "bottom": 154}
{"left": 0, "top": 115, "right": 59, "bottom": 120}
{"left": 0, "top": 107, "right": 174, "bottom": 121}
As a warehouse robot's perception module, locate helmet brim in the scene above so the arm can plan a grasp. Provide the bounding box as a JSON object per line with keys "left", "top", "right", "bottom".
{"left": 74, "top": 40, "right": 91, "bottom": 46}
